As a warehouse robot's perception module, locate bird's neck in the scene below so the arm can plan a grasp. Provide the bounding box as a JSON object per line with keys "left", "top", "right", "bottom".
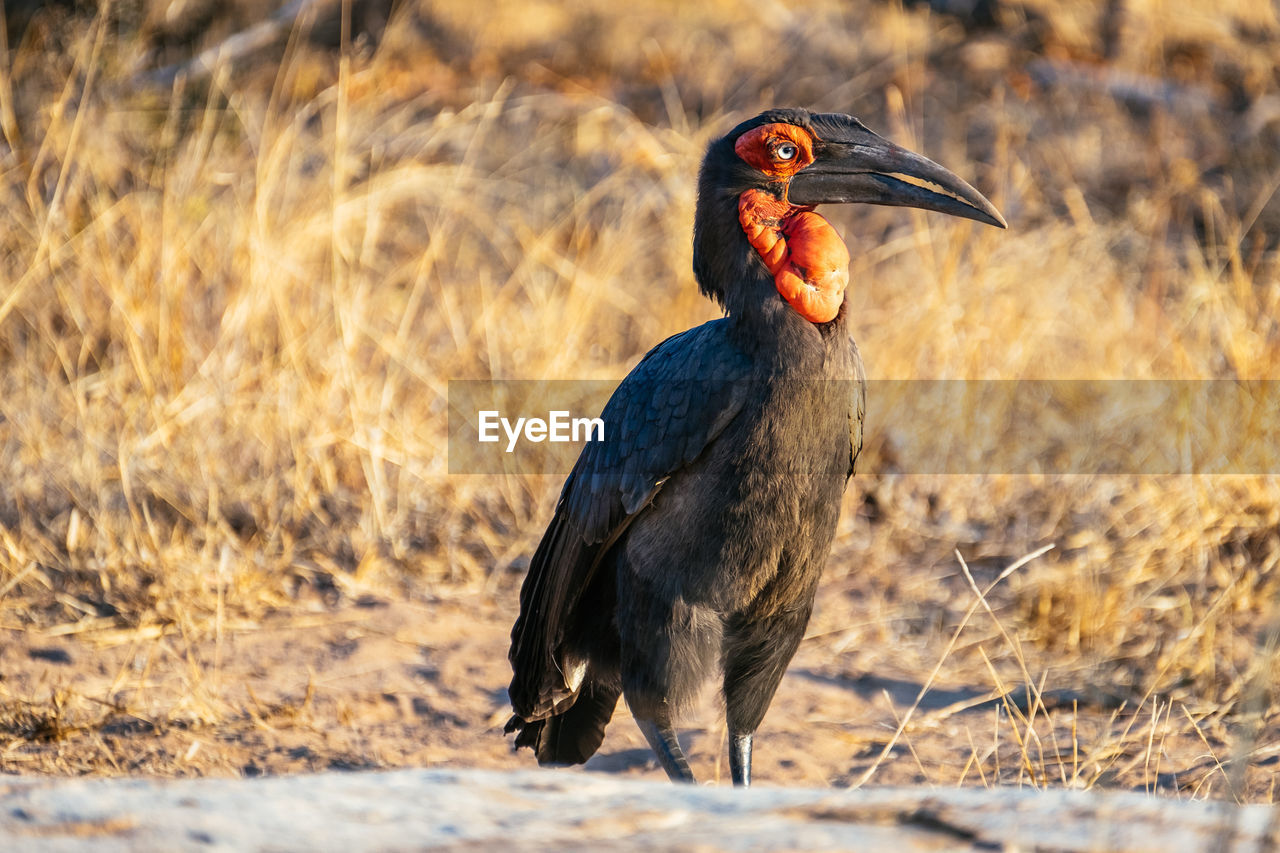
{"left": 737, "top": 190, "right": 850, "bottom": 324}
{"left": 693, "top": 187, "right": 850, "bottom": 349}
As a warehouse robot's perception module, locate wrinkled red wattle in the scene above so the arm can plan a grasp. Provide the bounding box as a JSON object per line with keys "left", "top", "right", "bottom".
{"left": 738, "top": 189, "right": 850, "bottom": 324}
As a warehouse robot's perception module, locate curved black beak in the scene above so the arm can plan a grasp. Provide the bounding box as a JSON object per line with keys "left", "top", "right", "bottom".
{"left": 788, "top": 114, "right": 1007, "bottom": 229}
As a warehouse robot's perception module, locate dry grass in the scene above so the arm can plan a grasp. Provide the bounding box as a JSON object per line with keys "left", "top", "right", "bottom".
{"left": 0, "top": 0, "right": 1278, "bottom": 798}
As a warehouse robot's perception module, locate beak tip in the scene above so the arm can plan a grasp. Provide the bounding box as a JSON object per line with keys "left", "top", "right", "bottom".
{"left": 976, "top": 200, "right": 1007, "bottom": 230}
{"left": 969, "top": 189, "right": 1007, "bottom": 229}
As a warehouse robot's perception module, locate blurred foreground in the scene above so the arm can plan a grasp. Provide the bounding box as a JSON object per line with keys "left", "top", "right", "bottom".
{"left": 4, "top": 767, "right": 1276, "bottom": 851}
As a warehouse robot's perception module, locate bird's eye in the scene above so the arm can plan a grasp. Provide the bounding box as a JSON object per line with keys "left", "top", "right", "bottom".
{"left": 776, "top": 143, "right": 798, "bottom": 161}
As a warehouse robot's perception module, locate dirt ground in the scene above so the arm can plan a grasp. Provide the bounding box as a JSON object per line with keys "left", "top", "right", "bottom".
{"left": 3, "top": 585, "right": 890, "bottom": 785}
{"left": 3, "top": 540, "right": 1270, "bottom": 796}
{"left": 0, "top": 593, "right": 954, "bottom": 786}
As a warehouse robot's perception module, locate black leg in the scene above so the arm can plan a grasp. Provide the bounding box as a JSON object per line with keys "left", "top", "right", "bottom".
{"left": 636, "top": 717, "right": 695, "bottom": 783}
{"left": 729, "top": 731, "right": 752, "bottom": 787}
{"left": 721, "top": 599, "right": 816, "bottom": 790}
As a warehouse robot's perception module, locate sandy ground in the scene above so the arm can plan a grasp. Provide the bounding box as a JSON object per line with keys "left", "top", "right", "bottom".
{"left": 5, "top": 565, "right": 1245, "bottom": 794}
{"left": 0, "top": 581, "right": 993, "bottom": 786}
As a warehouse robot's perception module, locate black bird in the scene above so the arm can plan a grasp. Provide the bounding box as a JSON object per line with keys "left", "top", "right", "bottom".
{"left": 505, "top": 108, "right": 1005, "bottom": 786}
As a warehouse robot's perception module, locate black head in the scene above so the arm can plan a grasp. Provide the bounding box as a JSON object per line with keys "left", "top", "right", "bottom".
{"left": 692, "top": 108, "right": 1005, "bottom": 311}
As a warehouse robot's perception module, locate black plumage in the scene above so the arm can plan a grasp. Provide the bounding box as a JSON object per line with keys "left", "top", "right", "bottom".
{"left": 505, "top": 108, "right": 1004, "bottom": 785}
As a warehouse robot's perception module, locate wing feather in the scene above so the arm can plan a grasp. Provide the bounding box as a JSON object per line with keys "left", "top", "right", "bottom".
{"left": 507, "top": 320, "right": 751, "bottom": 719}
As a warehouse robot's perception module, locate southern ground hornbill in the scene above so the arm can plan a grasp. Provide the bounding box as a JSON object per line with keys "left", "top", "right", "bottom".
{"left": 505, "top": 108, "right": 1005, "bottom": 786}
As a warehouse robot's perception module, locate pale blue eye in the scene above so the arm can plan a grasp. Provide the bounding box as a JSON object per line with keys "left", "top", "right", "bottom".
{"left": 776, "top": 144, "right": 797, "bottom": 161}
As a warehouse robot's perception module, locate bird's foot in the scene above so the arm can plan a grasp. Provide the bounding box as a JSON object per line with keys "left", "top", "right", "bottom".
{"left": 729, "top": 731, "right": 752, "bottom": 787}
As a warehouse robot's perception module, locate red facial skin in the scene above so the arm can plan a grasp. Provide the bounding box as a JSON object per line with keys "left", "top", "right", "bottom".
{"left": 738, "top": 190, "right": 849, "bottom": 324}
{"left": 734, "top": 123, "right": 850, "bottom": 324}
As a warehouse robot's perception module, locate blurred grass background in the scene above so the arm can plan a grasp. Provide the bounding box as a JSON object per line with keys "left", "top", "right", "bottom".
{"left": 0, "top": 0, "right": 1278, "bottom": 795}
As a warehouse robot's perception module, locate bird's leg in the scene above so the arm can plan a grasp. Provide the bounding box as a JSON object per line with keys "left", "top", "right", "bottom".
{"left": 636, "top": 717, "right": 695, "bottom": 783}
{"left": 722, "top": 596, "right": 816, "bottom": 789}
{"left": 728, "top": 730, "right": 752, "bottom": 787}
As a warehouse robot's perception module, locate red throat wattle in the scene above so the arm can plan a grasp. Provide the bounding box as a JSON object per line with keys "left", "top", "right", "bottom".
{"left": 738, "top": 188, "right": 850, "bottom": 324}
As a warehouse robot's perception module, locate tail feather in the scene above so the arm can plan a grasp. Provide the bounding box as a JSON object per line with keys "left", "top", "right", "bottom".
{"left": 505, "top": 677, "right": 621, "bottom": 766}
